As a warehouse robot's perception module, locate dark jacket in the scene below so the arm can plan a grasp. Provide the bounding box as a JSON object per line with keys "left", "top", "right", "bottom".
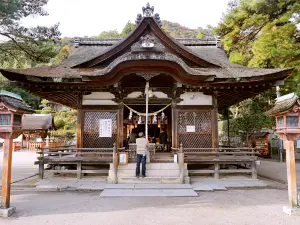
{"left": 159, "top": 131, "right": 168, "bottom": 144}
{"left": 129, "top": 132, "right": 137, "bottom": 143}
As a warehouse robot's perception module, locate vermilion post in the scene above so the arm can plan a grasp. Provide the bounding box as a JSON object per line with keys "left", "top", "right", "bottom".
{"left": 1, "top": 138, "right": 13, "bottom": 208}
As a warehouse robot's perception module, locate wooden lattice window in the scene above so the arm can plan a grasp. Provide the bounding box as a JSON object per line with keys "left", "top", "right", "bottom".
{"left": 286, "top": 116, "right": 299, "bottom": 128}
{"left": 0, "top": 114, "right": 11, "bottom": 125}
{"left": 178, "top": 110, "right": 212, "bottom": 149}
{"left": 277, "top": 116, "right": 284, "bottom": 128}
{"left": 83, "top": 111, "right": 117, "bottom": 148}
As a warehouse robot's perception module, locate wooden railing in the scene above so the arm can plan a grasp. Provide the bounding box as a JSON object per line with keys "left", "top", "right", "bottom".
{"left": 172, "top": 143, "right": 258, "bottom": 180}
{"left": 29, "top": 142, "right": 62, "bottom": 151}
{"left": 36, "top": 144, "right": 118, "bottom": 181}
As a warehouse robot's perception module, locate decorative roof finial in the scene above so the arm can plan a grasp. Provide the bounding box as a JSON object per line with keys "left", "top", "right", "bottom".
{"left": 136, "top": 3, "right": 162, "bottom": 27}
{"left": 142, "top": 3, "right": 154, "bottom": 17}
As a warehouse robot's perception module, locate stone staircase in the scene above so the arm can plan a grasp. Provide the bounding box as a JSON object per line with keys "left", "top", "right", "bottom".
{"left": 108, "top": 163, "right": 189, "bottom": 184}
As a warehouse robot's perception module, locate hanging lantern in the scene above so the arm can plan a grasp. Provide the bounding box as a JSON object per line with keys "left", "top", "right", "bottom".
{"left": 138, "top": 116, "right": 142, "bottom": 124}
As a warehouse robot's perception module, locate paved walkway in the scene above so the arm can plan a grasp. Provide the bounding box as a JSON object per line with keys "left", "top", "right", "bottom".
{"left": 34, "top": 176, "right": 268, "bottom": 196}
{"left": 2, "top": 189, "right": 300, "bottom": 225}
{"left": 257, "top": 159, "right": 300, "bottom": 185}
{"left": 0, "top": 151, "right": 38, "bottom": 184}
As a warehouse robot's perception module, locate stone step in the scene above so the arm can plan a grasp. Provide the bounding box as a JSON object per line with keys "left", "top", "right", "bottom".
{"left": 117, "top": 170, "right": 180, "bottom": 177}
{"left": 114, "top": 163, "right": 187, "bottom": 170}
{"left": 100, "top": 188, "right": 198, "bottom": 197}
{"left": 105, "top": 184, "right": 193, "bottom": 189}
{"left": 118, "top": 176, "right": 182, "bottom": 184}
{"left": 116, "top": 163, "right": 187, "bottom": 170}
{"left": 111, "top": 169, "right": 189, "bottom": 177}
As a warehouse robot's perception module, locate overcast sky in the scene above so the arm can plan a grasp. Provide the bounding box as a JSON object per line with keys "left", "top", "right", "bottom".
{"left": 21, "top": 0, "right": 230, "bottom": 38}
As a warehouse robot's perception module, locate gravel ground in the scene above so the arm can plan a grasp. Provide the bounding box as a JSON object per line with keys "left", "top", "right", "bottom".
{"left": 1, "top": 189, "right": 300, "bottom": 225}
{"left": 0, "top": 151, "right": 38, "bottom": 183}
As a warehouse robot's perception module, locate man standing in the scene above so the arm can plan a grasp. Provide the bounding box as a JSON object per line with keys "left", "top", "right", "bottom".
{"left": 159, "top": 128, "right": 168, "bottom": 151}
{"left": 136, "top": 132, "right": 148, "bottom": 178}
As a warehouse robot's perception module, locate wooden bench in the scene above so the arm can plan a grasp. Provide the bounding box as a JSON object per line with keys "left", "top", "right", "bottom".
{"left": 35, "top": 145, "right": 117, "bottom": 179}
{"left": 173, "top": 145, "right": 258, "bottom": 179}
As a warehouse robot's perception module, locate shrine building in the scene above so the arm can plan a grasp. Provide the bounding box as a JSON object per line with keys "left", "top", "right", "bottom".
{"left": 0, "top": 4, "right": 293, "bottom": 159}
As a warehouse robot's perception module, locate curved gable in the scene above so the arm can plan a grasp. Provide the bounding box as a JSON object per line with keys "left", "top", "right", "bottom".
{"left": 73, "top": 17, "right": 220, "bottom": 68}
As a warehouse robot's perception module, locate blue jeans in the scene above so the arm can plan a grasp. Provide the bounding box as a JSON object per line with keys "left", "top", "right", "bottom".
{"left": 136, "top": 154, "right": 146, "bottom": 177}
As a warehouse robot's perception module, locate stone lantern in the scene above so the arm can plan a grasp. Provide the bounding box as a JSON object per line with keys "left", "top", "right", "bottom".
{"left": 0, "top": 91, "right": 34, "bottom": 217}
{"left": 266, "top": 93, "right": 300, "bottom": 215}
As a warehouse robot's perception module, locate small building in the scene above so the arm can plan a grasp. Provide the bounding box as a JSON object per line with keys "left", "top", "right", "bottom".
{"left": 249, "top": 132, "right": 269, "bottom": 156}
{"left": 0, "top": 90, "right": 35, "bottom": 150}
{"left": 22, "top": 114, "right": 57, "bottom": 151}
{"left": 265, "top": 93, "right": 300, "bottom": 160}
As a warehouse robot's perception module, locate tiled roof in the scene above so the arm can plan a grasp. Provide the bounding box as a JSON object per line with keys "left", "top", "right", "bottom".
{"left": 0, "top": 90, "right": 22, "bottom": 100}
{"left": 22, "top": 114, "right": 56, "bottom": 130}
{"left": 265, "top": 93, "right": 299, "bottom": 116}
{"left": 0, "top": 95, "right": 35, "bottom": 113}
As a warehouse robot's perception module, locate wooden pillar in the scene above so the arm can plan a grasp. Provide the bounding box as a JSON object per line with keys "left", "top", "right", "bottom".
{"left": 211, "top": 93, "right": 219, "bottom": 148}
{"left": 76, "top": 93, "right": 83, "bottom": 148}
{"left": 76, "top": 109, "right": 83, "bottom": 148}
{"left": 172, "top": 103, "right": 178, "bottom": 148}
{"left": 285, "top": 139, "right": 298, "bottom": 208}
{"left": 117, "top": 104, "right": 124, "bottom": 148}
{"left": 178, "top": 143, "right": 184, "bottom": 183}
{"left": 1, "top": 138, "right": 13, "bottom": 208}
{"left": 112, "top": 143, "right": 118, "bottom": 184}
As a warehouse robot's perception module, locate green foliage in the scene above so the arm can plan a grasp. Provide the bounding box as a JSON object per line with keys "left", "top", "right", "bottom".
{"left": 220, "top": 94, "right": 275, "bottom": 135}
{"left": 161, "top": 21, "right": 198, "bottom": 38}
{"left": 52, "top": 110, "right": 77, "bottom": 136}
{"left": 97, "top": 30, "right": 121, "bottom": 38}
{"left": 96, "top": 21, "right": 136, "bottom": 38}
{"left": 54, "top": 118, "right": 65, "bottom": 129}
{"left": 0, "top": 0, "right": 61, "bottom": 63}
{"left": 121, "top": 21, "right": 136, "bottom": 36}
{"left": 216, "top": 0, "right": 300, "bottom": 133}
{"left": 216, "top": 0, "right": 299, "bottom": 94}
{"left": 196, "top": 32, "right": 204, "bottom": 39}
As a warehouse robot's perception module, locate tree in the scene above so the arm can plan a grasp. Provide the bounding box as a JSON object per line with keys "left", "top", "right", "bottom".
{"left": 196, "top": 31, "right": 204, "bottom": 39}
{"left": 216, "top": 0, "right": 299, "bottom": 92}
{"left": 0, "top": 0, "right": 61, "bottom": 64}
{"left": 121, "top": 21, "right": 135, "bottom": 37}
{"left": 216, "top": 0, "right": 299, "bottom": 134}
{"left": 97, "top": 30, "right": 121, "bottom": 38}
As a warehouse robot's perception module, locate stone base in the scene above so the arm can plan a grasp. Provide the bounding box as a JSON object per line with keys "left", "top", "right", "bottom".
{"left": 0, "top": 206, "right": 16, "bottom": 217}
{"left": 184, "top": 176, "right": 190, "bottom": 184}
{"left": 283, "top": 206, "right": 300, "bottom": 216}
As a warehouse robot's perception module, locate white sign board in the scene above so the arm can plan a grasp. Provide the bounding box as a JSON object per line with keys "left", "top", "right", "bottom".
{"left": 186, "top": 125, "right": 195, "bottom": 132}
{"left": 119, "top": 153, "right": 127, "bottom": 163}
{"left": 297, "top": 140, "right": 300, "bottom": 148}
{"left": 99, "top": 119, "right": 112, "bottom": 137}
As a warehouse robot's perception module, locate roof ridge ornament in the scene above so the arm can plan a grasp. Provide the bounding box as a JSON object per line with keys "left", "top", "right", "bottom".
{"left": 136, "top": 3, "right": 162, "bottom": 27}
{"left": 142, "top": 3, "right": 154, "bottom": 17}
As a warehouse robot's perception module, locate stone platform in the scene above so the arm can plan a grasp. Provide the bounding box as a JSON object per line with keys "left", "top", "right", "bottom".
{"left": 34, "top": 176, "right": 268, "bottom": 193}
{"left": 100, "top": 183, "right": 198, "bottom": 197}
{"left": 108, "top": 163, "right": 189, "bottom": 184}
